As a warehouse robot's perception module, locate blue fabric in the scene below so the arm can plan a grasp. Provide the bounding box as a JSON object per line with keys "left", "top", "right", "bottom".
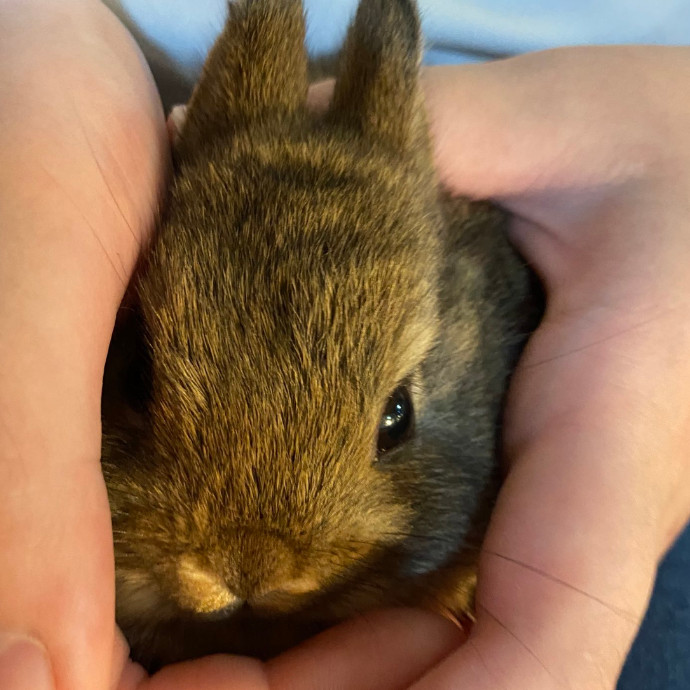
{"left": 101, "top": 1, "right": 690, "bottom": 684}
{"left": 105, "top": 0, "right": 690, "bottom": 106}
{"left": 619, "top": 524, "right": 690, "bottom": 690}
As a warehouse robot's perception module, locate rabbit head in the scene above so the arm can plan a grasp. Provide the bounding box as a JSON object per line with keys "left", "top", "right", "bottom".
{"left": 102, "top": 0, "right": 537, "bottom": 667}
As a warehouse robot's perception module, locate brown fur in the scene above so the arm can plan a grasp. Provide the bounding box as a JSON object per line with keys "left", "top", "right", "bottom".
{"left": 101, "top": 0, "right": 540, "bottom": 669}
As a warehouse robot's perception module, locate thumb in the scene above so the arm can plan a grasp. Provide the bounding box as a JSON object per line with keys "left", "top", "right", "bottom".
{"left": 0, "top": 1, "right": 168, "bottom": 688}
{"left": 422, "top": 46, "right": 690, "bottom": 200}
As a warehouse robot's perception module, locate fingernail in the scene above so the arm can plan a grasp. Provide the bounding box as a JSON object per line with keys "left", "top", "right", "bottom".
{"left": 0, "top": 633, "right": 54, "bottom": 690}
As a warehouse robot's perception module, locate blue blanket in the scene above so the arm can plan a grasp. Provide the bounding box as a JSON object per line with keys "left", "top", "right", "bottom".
{"left": 619, "top": 524, "right": 690, "bottom": 689}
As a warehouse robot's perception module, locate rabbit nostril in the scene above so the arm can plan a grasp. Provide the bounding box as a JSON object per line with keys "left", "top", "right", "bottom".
{"left": 247, "top": 575, "right": 321, "bottom": 612}
{"left": 176, "top": 555, "right": 241, "bottom": 616}
{"left": 196, "top": 597, "right": 245, "bottom": 621}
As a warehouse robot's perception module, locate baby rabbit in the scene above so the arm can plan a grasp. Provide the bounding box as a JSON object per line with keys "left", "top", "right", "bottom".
{"left": 101, "top": 0, "right": 541, "bottom": 670}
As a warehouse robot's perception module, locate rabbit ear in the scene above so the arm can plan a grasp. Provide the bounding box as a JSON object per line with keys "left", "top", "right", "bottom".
{"left": 178, "top": 0, "right": 308, "bottom": 157}
{"left": 329, "top": 0, "right": 425, "bottom": 152}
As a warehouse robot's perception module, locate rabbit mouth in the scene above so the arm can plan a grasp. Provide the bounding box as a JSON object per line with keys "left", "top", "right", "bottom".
{"left": 120, "top": 565, "right": 391, "bottom": 669}
{"left": 124, "top": 604, "right": 338, "bottom": 670}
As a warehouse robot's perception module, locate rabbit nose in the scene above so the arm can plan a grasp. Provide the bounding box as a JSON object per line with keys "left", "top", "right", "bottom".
{"left": 176, "top": 555, "right": 242, "bottom": 616}
{"left": 235, "top": 532, "right": 321, "bottom": 611}
{"left": 244, "top": 577, "right": 319, "bottom": 615}
{"left": 246, "top": 574, "right": 321, "bottom": 612}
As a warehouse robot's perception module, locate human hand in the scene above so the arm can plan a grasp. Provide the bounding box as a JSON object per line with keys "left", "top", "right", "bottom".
{"left": 0, "top": 0, "right": 168, "bottom": 688}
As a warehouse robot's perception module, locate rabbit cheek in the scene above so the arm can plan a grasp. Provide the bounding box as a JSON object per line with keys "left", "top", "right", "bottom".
{"left": 115, "top": 568, "right": 177, "bottom": 628}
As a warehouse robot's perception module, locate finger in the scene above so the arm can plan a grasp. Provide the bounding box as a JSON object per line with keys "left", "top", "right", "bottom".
{"left": 0, "top": 1, "right": 168, "bottom": 689}
{"left": 421, "top": 47, "right": 690, "bottom": 199}
{"left": 111, "top": 629, "right": 147, "bottom": 690}
{"left": 268, "top": 608, "right": 465, "bottom": 690}
{"left": 139, "top": 656, "right": 267, "bottom": 690}
{"left": 306, "top": 79, "right": 334, "bottom": 114}
{"left": 112, "top": 609, "right": 464, "bottom": 690}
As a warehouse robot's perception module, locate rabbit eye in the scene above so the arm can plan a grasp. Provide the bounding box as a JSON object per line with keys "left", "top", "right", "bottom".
{"left": 377, "top": 386, "right": 414, "bottom": 455}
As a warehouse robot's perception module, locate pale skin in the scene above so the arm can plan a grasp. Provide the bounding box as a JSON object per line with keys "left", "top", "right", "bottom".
{"left": 0, "top": 0, "right": 689, "bottom": 688}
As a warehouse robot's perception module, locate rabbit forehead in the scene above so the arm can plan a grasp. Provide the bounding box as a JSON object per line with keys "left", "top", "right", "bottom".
{"left": 145, "top": 130, "right": 441, "bottom": 404}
